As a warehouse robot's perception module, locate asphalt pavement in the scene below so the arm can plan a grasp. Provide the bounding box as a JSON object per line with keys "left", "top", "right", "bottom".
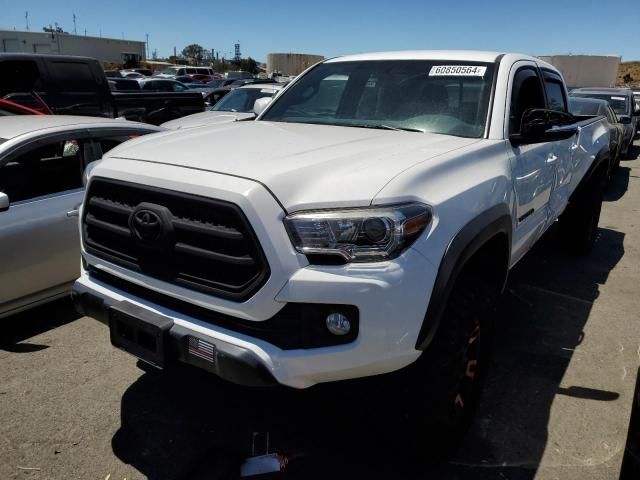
{"left": 1, "top": 140, "right": 640, "bottom": 480}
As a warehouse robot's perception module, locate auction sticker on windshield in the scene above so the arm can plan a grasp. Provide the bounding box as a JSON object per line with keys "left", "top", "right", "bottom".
{"left": 429, "top": 65, "right": 487, "bottom": 77}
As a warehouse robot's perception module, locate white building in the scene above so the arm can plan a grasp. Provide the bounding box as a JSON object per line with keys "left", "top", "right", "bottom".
{"left": 0, "top": 29, "right": 146, "bottom": 65}
{"left": 538, "top": 54, "right": 621, "bottom": 89}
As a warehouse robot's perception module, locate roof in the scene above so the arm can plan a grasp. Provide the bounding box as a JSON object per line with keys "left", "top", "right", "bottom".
{"left": 0, "top": 115, "right": 157, "bottom": 140}
{"left": 0, "top": 52, "right": 98, "bottom": 63}
{"left": 572, "top": 87, "right": 633, "bottom": 94}
{"left": 327, "top": 50, "right": 508, "bottom": 63}
{"left": 568, "top": 97, "right": 609, "bottom": 105}
{"left": 238, "top": 83, "right": 284, "bottom": 90}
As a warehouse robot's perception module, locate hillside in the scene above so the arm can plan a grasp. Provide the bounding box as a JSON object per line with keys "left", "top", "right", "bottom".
{"left": 617, "top": 61, "right": 640, "bottom": 87}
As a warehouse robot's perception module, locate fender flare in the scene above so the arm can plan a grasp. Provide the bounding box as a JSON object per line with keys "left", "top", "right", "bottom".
{"left": 415, "top": 204, "right": 512, "bottom": 350}
{"left": 569, "top": 145, "right": 610, "bottom": 202}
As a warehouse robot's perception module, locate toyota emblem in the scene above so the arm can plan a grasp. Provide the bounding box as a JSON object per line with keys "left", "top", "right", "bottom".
{"left": 131, "top": 209, "right": 162, "bottom": 242}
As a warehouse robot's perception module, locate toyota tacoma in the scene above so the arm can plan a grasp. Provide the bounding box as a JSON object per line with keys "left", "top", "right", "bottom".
{"left": 72, "top": 50, "right": 611, "bottom": 438}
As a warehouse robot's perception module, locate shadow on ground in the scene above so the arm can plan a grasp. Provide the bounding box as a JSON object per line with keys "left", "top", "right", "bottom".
{"left": 0, "top": 297, "right": 80, "bottom": 351}
{"left": 111, "top": 167, "right": 631, "bottom": 479}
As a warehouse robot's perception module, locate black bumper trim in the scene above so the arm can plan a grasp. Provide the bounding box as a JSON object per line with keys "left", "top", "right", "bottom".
{"left": 72, "top": 290, "right": 277, "bottom": 387}
{"left": 85, "top": 267, "right": 358, "bottom": 350}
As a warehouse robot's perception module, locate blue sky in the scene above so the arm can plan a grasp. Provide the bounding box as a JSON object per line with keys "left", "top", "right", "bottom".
{"left": 2, "top": 0, "right": 639, "bottom": 62}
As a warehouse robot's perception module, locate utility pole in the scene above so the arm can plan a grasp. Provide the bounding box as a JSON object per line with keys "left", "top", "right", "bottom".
{"left": 173, "top": 46, "right": 176, "bottom": 60}
{"left": 84, "top": 28, "right": 87, "bottom": 36}
{"left": 73, "top": 13, "right": 77, "bottom": 34}
{"left": 145, "top": 33, "right": 149, "bottom": 59}
{"left": 25, "top": 11, "right": 29, "bottom": 31}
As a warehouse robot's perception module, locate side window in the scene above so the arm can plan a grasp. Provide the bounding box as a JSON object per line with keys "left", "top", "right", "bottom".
{"left": 543, "top": 75, "right": 568, "bottom": 112}
{"left": 186, "top": 68, "right": 197, "bottom": 75}
{"left": 49, "top": 61, "right": 96, "bottom": 92}
{"left": 509, "top": 67, "right": 546, "bottom": 134}
{"left": 142, "top": 81, "right": 154, "bottom": 91}
{"left": 93, "top": 132, "right": 148, "bottom": 157}
{"left": 172, "top": 83, "right": 187, "bottom": 92}
{"left": 0, "top": 137, "right": 84, "bottom": 202}
{"left": 0, "top": 60, "right": 42, "bottom": 96}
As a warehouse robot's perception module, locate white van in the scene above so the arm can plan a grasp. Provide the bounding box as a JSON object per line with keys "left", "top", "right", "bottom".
{"left": 155, "top": 66, "right": 215, "bottom": 78}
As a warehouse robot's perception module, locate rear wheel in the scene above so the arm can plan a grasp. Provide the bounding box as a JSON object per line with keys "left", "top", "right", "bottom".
{"left": 559, "top": 167, "right": 606, "bottom": 255}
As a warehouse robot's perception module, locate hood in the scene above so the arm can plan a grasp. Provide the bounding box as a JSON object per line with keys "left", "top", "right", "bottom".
{"left": 161, "top": 111, "right": 253, "bottom": 130}
{"left": 107, "top": 121, "right": 480, "bottom": 211}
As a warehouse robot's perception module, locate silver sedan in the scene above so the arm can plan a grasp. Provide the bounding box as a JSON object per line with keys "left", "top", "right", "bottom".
{"left": 0, "top": 115, "right": 163, "bottom": 318}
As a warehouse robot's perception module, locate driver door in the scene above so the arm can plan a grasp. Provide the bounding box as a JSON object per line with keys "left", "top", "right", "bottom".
{"left": 507, "top": 63, "right": 557, "bottom": 264}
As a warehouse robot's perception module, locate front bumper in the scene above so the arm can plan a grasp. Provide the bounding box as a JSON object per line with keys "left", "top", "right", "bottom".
{"left": 72, "top": 290, "right": 278, "bottom": 386}
{"left": 74, "top": 245, "right": 436, "bottom": 388}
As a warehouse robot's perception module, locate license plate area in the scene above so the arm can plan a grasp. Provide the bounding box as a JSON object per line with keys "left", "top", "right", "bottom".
{"left": 109, "top": 301, "right": 173, "bottom": 369}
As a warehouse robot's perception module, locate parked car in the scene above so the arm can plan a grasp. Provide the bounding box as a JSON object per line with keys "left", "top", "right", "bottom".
{"left": 570, "top": 87, "right": 639, "bottom": 157}
{"left": 162, "top": 84, "right": 284, "bottom": 129}
{"left": 228, "top": 78, "right": 278, "bottom": 88}
{"left": 137, "top": 78, "right": 189, "bottom": 92}
{"left": 191, "top": 74, "right": 214, "bottom": 83}
{"left": 202, "top": 87, "right": 232, "bottom": 106}
{"left": 107, "top": 78, "right": 141, "bottom": 92}
{"left": 0, "top": 98, "right": 46, "bottom": 116}
{"left": 0, "top": 53, "right": 204, "bottom": 125}
{"left": 225, "top": 70, "right": 254, "bottom": 80}
{"left": 0, "top": 115, "right": 162, "bottom": 318}
{"left": 121, "top": 72, "right": 144, "bottom": 79}
{"left": 155, "top": 66, "right": 215, "bottom": 79}
{"left": 174, "top": 75, "right": 203, "bottom": 85}
{"left": 569, "top": 96, "right": 624, "bottom": 171}
{"left": 104, "top": 70, "right": 123, "bottom": 78}
{"left": 122, "top": 68, "right": 152, "bottom": 77}
{"left": 74, "top": 51, "right": 611, "bottom": 448}
{"left": 198, "top": 79, "right": 227, "bottom": 89}
{"left": 2, "top": 91, "right": 53, "bottom": 114}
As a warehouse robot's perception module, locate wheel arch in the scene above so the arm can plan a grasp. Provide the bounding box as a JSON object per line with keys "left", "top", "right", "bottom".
{"left": 415, "top": 204, "right": 512, "bottom": 351}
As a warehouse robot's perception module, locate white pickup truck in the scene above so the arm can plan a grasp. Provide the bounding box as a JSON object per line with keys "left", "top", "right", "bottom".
{"left": 73, "top": 51, "right": 610, "bottom": 439}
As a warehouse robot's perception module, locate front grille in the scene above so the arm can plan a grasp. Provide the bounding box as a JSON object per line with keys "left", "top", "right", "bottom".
{"left": 83, "top": 177, "right": 269, "bottom": 301}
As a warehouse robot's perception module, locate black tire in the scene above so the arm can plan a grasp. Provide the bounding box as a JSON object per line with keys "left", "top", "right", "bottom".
{"left": 559, "top": 168, "right": 606, "bottom": 255}
{"left": 395, "top": 271, "right": 495, "bottom": 460}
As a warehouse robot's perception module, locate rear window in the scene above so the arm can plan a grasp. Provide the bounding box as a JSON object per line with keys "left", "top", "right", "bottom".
{"left": 568, "top": 98, "right": 602, "bottom": 116}
{"left": 571, "top": 93, "right": 630, "bottom": 115}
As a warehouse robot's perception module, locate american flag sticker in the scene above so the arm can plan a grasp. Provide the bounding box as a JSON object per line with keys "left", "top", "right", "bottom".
{"left": 188, "top": 336, "right": 216, "bottom": 363}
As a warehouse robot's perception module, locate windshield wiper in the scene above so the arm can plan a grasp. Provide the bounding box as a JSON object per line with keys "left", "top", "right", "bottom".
{"left": 349, "top": 123, "right": 425, "bottom": 133}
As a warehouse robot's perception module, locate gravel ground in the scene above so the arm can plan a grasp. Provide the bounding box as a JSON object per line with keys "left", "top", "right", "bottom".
{"left": 1, "top": 140, "right": 639, "bottom": 480}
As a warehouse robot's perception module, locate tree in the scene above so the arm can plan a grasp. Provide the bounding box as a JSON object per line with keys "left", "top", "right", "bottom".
{"left": 237, "top": 57, "right": 259, "bottom": 74}
{"left": 181, "top": 44, "right": 205, "bottom": 64}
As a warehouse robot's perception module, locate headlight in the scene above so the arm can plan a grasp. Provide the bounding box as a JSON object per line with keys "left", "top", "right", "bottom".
{"left": 284, "top": 203, "right": 432, "bottom": 263}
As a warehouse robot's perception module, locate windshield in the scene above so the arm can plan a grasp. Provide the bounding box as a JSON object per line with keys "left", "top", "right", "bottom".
{"left": 261, "top": 60, "right": 496, "bottom": 138}
{"left": 212, "top": 88, "right": 277, "bottom": 112}
{"left": 571, "top": 93, "right": 630, "bottom": 115}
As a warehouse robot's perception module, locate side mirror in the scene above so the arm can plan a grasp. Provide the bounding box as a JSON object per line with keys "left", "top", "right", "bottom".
{"left": 0, "top": 192, "right": 9, "bottom": 212}
{"left": 253, "top": 97, "right": 272, "bottom": 117}
{"left": 510, "top": 108, "right": 578, "bottom": 146}
{"left": 619, "top": 115, "right": 632, "bottom": 125}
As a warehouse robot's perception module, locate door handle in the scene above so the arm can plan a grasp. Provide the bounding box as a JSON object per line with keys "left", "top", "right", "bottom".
{"left": 66, "top": 203, "right": 82, "bottom": 217}
{"left": 546, "top": 154, "right": 558, "bottom": 163}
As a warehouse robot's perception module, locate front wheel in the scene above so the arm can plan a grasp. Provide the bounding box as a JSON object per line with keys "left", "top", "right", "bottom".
{"left": 399, "top": 272, "right": 495, "bottom": 459}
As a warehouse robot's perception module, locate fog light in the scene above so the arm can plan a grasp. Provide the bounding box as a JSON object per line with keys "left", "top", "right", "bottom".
{"left": 326, "top": 312, "right": 351, "bottom": 336}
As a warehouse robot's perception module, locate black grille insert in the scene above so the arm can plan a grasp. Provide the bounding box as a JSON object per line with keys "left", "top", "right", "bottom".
{"left": 83, "top": 177, "right": 270, "bottom": 301}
